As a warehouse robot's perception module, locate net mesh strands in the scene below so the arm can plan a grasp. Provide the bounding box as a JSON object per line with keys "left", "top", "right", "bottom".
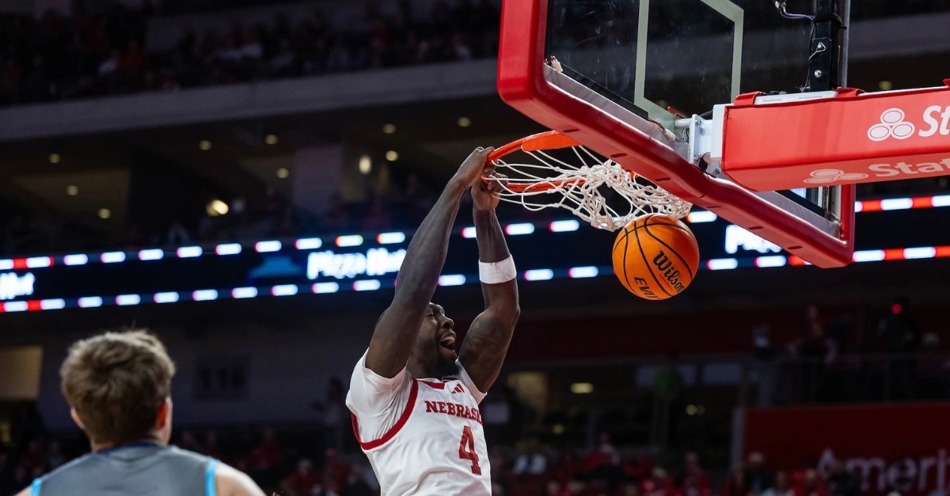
{"left": 487, "top": 137, "right": 692, "bottom": 231}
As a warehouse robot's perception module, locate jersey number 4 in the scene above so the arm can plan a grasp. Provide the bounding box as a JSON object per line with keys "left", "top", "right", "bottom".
{"left": 458, "top": 425, "right": 482, "bottom": 475}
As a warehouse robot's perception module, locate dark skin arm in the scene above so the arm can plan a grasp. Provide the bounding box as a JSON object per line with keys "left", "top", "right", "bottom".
{"left": 459, "top": 175, "right": 521, "bottom": 392}
{"left": 365, "top": 147, "right": 494, "bottom": 378}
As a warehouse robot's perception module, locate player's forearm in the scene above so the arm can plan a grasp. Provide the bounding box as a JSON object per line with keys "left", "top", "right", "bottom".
{"left": 458, "top": 207, "right": 520, "bottom": 391}
{"left": 473, "top": 207, "right": 510, "bottom": 263}
{"left": 473, "top": 207, "right": 519, "bottom": 319}
{"left": 391, "top": 178, "right": 468, "bottom": 306}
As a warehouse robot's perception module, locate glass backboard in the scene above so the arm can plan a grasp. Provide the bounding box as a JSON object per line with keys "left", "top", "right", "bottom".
{"left": 545, "top": 0, "right": 821, "bottom": 128}
{"left": 496, "top": 0, "right": 856, "bottom": 267}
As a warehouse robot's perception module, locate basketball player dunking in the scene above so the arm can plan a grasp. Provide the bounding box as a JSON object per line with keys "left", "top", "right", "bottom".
{"left": 346, "top": 147, "right": 520, "bottom": 495}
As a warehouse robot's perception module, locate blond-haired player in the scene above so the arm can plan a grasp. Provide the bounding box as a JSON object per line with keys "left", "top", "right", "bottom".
{"left": 18, "top": 330, "right": 264, "bottom": 496}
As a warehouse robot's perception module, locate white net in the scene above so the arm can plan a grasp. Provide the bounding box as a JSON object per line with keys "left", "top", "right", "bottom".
{"left": 487, "top": 144, "right": 692, "bottom": 231}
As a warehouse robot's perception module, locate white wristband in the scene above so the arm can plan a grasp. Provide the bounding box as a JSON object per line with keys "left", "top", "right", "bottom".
{"left": 478, "top": 256, "right": 517, "bottom": 284}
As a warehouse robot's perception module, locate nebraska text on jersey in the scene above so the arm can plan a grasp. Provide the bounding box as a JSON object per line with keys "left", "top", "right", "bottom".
{"left": 346, "top": 351, "right": 491, "bottom": 495}
{"left": 423, "top": 398, "right": 483, "bottom": 424}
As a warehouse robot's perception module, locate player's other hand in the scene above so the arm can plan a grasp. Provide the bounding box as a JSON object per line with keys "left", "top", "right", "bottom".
{"left": 451, "top": 147, "right": 494, "bottom": 188}
{"left": 472, "top": 171, "right": 505, "bottom": 211}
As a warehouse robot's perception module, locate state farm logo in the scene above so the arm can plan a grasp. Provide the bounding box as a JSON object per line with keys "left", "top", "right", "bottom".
{"left": 802, "top": 103, "right": 950, "bottom": 185}
{"left": 803, "top": 158, "right": 950, "bottom": 185}
{"left": 804, "top": 168, "right": 869, "bottom": 184}
{"left": 866, "top": 105, "right": 950, "bottom": 142}
{"left": 867, "top": 108, "right": 915, "bottom": 141}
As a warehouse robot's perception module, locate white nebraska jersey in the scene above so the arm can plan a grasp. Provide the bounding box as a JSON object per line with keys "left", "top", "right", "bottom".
{"left": 346, "top": 351, "right": 491, "bottom": 496}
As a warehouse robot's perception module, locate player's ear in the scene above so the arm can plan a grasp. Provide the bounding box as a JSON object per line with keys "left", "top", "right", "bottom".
{"left": 70, "top": 408, "right": 85, "bottom": 430}
{"left": 154, "top": 397, "right": 173, "bottom": 444}
{"left": 155, "top": 397, "right": 172, "bottom": 429}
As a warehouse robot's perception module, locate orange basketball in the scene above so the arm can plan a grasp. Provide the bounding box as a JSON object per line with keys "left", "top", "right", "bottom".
{"left": 612, "top": 214, "right": 700, "bottom": 300}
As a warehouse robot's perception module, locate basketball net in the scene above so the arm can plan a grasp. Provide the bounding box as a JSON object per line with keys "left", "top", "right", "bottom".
{"left": 486, "top": 131, "right": 692, "bottom": 231}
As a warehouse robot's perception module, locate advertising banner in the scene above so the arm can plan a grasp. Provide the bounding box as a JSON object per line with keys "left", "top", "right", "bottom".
{"left": 744, "top": 403, "right": 950, "bottom": 496}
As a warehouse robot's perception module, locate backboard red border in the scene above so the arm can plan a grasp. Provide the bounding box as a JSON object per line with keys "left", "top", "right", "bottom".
{"left": 496, "top": 0, "right": 855, "bottom": 268}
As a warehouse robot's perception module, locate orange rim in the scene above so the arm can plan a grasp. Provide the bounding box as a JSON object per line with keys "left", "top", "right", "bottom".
{"left": 484, "top": 131, "right": 585, "bottom": 192}
{"left": 487, "top": 130, "right": 582, "bottom": 163}
{"left": 491, "top": 177, "right": 587, "bottom": 193}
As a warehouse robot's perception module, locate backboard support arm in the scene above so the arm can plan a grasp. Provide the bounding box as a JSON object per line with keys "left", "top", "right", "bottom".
{"left": 806, "top": 0, "right": 848, "bottom": 92}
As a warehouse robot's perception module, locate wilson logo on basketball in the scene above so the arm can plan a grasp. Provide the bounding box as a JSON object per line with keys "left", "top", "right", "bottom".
{"left": 612, "top": 215, "right": 699, "bottom": 301}
{"left": 652, "top": 251, "right": 686, "bottom": 293}
{"left": 867, "top": 106, "right": 950, "bottom": 142}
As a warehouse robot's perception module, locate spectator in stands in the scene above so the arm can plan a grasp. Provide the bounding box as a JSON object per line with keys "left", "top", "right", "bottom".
{"left": 826, "top": 314, "right": 854, "bottom": 357}
{"left": 118, "top": 39, "right": 147, "bottom": 74}
{"left": 722, "top": 464, "right": 748, "bottom": 496}
{"left": 312, "top": 376, "right": 348, "bottom": 452}
{"left": 584, "top": 433, "right": 625, "bottom": 492}
{"left": 546, "top": 480, "right": 571, "bottom": 496}
{"left": 826, "top": 461, "right": 860, "bottom": 496}
{"left": 550, "top": 446, "right": 583, "bottom": 486}
{"left": 21, "top": 440, "right": 45, "bottom": 475}
{"left": 641, "top": 467, "right": 679, "bottom": 496}
{"left": 44, "top": 442, "right": 65, "bottom": 471}
{"left": 179, "top": 430, "right": 204, "bottom": 454}
{"left": 0, "top": 450, "right": 14, "bottom": 495}
{"left": 488, "top": 445, "right": 510, "bottom": 493}
{"left": 269, "top": 38, "right": 299, "bottom": 77}
{"left": 281, "top": 458, "right": 321, "bottom": 496}
{"left": 248, "top": 427, "right": 285, "bottom": 488}
{"left": 144, "top": 67, "right": 180, "bottom": 92}
{"left": 320, "top": 448, "right": 350, "bottom": 494}
{"left": 340, "top": 461, "right": 377, "bottom": 496}
{"left": 171, "top": 25, "right": 199, "bottom": 71}
{"left": 745, "top": 452, "right": 775, "bottom": 495}
{"left": 512, "top": 438, "right": 547, "bottom": 475}
{"left": 762, "top": 471, "right": 793, "bottom": 496}
{"left": 794, "top": 469, "right": 826, "bottom": 496}
{"left": 624, "top": 448, "right": 654, "bottom": 482}
{"left": 917, "top": 331, "right": 949, "bottom": 399}
{"left": 10, "top": 404, "right": 45, "bottom": 450}
{"left": 881, "top": 296, "right": 922, "bottom": 399}
{"left": 753, "top": 323, "right": 790, "bottom": 406}
{"left": 682, "top": 451, "right": 713, "bottom": 496}
{"left": 0, "top": 60, "right": 21, "bottom": 104}
{"left": 19, "top": 53, "right": 53, "bottom": 102}
{"left": 205, "top": 430, "right": 225, "bottom": 461}
{"left": 794, "top": 304, "right": 834, "bottom": 403}
{"left": 820, "top": 313, "right": 856, "bottom": 402}
{"left": 0, "top": 0, "right": 496, "bottom": 109}
{"left": 11, "top": 462, "right": 32, "bottom": 495}
{"left": 481, "top": 385, "right": 520, "bottom": 445}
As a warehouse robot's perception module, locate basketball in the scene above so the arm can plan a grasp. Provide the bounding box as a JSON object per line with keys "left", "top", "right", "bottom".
{"left": 612, "top": 214, "right": 700, "bottom": 300}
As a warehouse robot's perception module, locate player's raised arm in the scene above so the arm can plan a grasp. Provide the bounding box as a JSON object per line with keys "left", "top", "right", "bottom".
{"left": 459, "top": 174, "right": 521, "bottom": 392}
{"left": 365, "top": 147, "right": 494, "bottom": 378}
